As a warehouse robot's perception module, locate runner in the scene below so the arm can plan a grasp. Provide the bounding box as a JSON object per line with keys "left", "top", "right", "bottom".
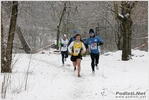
{"left": 68, "top": 30, "right": 78, "bottom": 46}
{"left": 85, "top": 29, "right": 103, "bottom": 75}
{"left": 68, "top": 34, "right": 86, "bottom": 77}
{"left": 59, "top": 34, "right": 69, "bottom": 66}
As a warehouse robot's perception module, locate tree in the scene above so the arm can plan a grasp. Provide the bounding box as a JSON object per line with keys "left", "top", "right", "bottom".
{"left": 2, "top": 1, "right": 18, "bottom": 72}
{"left": 56, "top": 2, "right": 67, "bottom": 50}
{"left": 114, "top": 1, "right": 138, "bottom": 60}
{"left": 2, "top": 1, "right": 147, "bottom": 54}
{"left": 16, "top": 26, "right": 31, "bottom": 53}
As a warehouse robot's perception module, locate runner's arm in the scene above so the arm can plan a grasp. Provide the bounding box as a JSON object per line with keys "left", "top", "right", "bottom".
{"left": 85, "top": 38, "right": 89, "bottom": 49}
{"left": 97, "top": 36, "right": 103, "bottom": 45}
{"left": 82, "top": 43, "right": 86, "bottom": 52}
{"left": 68, "top": 42, "right": 74, "bottom": 54}
{"left": 67, "top": 37, "right": 72, "bottom": 46}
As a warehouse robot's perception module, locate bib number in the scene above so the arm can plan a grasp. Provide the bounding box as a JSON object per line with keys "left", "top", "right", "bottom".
{"left": 63, "top": 43, "right": 67, "bottom": 47}
{"left": 90, "top": 43, "right": 97, "bottom": 50}
{"left": 73, "top": 48, "right": 80, "bottom": 56}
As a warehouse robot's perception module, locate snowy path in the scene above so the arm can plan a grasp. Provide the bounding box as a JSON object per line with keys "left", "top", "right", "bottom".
{"left": 3, "top": 50, "right": 148, "bottom": 99}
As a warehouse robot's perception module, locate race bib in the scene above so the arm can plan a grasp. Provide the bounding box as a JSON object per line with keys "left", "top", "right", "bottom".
{"left": 62, "top": 41, "right": 67, "bottom": 47}
{"left": 90, "top": 43, "right": 97, "bottom": 50}
{"left": 73, "top": 48, "right": 80, "bottom": 56}
{"left": 63, "top": 43, "right": 67, "bottom": 47}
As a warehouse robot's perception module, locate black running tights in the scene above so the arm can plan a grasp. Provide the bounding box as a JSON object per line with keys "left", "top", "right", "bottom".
{"left": 90, "top": 53, "right": 100, "bottom": 71}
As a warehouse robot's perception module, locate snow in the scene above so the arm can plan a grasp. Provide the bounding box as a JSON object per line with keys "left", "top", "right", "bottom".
{"left": 124, "top": 13, "right": 130, "bottom": 18}
{"left": 1, "top": 49, "right": 148, "bottom": 100}
{"left": 118, "top": 13, "right": 124, "bottom": 19}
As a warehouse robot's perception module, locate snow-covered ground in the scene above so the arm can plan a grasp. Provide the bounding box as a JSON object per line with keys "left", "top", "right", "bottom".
{"left": 1, "top": 49, "right": 148, "bottom": 100}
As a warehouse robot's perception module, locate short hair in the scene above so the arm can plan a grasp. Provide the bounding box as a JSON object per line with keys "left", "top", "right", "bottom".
{"left": 75, "top": 34, "right": 81, "bottom": 38}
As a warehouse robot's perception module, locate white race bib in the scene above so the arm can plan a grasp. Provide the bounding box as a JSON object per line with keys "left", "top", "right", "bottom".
{"left": 63, "top": 42, "right": 67, "bottom": 47}
{"left": 74, "top": 48, "right": 80, "bottom": 54}
{"left": 90, "top": 43, "right": 97, "bottom": 50}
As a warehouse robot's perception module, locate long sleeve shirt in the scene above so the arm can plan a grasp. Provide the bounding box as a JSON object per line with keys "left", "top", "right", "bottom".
{"left": 85, "top": 35, "right": 103, "bottom": 54}
{"left": 68, "top": 41, "right": 86, "bottom": 54}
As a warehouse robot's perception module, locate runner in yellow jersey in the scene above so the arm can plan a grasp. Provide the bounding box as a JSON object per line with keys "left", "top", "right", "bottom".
{"left": 68, "top": 34, "right": 86, "bottom": 77}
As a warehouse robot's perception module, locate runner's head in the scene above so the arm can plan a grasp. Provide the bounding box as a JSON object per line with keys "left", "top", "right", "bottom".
{"left": 63, "top": 34, "right": 67, "bottom": 40}
{"left": 75, "top": 34, "right": 81, "bottom": 42}
{"left": 89, "top": 29, "right": 95, "bottom": 37}
{"left": 73, "top": 30, "right": 78, "bottom": 36}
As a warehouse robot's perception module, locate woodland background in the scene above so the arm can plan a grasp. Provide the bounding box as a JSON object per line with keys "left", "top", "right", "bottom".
{"left": 1, "top": 1, "right": 148, "bottom": 54}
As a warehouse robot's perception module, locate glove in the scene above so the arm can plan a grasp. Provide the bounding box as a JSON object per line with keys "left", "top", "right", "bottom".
{"left": 99, "top": 42, "right": 103, "bottom": 45}
{"left": 61, "top": 43, "right": 64, "bottom": 47}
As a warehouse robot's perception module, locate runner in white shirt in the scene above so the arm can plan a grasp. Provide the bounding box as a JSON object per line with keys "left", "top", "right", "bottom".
{"left": 60, "top": 34, "right": 69, "bottom": 66}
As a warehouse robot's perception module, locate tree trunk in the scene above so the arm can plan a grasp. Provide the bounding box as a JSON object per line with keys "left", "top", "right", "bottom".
{"left": 128, "top": 21, "right": 132, "bottom": 56}
{"left": 16, "top": 26, "right": 31, "bottom": 53}
{"left": 1, "top": 23, "right": 6, "bottom": 72}
{"left": 121, "top": 1, "right": 129, "bottom": 60}
{"left": 114, "top": 1, "right": 137, "bottom": 61}
{"left": 56, "top": 2, "right": 67, "bottom": 50}
{"left": 5, "top": 1, "right": 18, "bottom": 73}
{"left": 56, "top": 26, "right": 60, "bottom": 50}
{"left": 121, "top": 1, "right": 133, "bottom": 60}
{"left": 122, "top": 20, "right": 129, "bottom": 60}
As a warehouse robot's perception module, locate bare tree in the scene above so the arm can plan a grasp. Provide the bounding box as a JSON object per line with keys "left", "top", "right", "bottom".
{"left": 2, "top": 1, "right": 18, "bottom": 72}
{"left": 56, "top": 1, "right": 67, "bottom": 50}
{"left": 114, "top": 1, "right": 138, "bottom": 60}
{"left": 1, "top": 1, "right": 147, "bottom": 54}
{"left": 16, "top": 26, "right": 31, "bottom": 53}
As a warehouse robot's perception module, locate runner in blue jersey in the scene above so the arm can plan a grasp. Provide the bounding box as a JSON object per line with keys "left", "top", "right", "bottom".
{"left": 85, "top": 29, "right": 103, "bottom": 75}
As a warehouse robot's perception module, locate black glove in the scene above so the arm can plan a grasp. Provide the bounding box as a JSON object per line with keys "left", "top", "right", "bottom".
{"left": 61, "top": 43, "right": 64, "bottom": 47}
{"left": 85, "top": 43, "right": 88, "bottom": 49}
{"left": 99, "top": 42, "right": 103, "bottom": 45}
